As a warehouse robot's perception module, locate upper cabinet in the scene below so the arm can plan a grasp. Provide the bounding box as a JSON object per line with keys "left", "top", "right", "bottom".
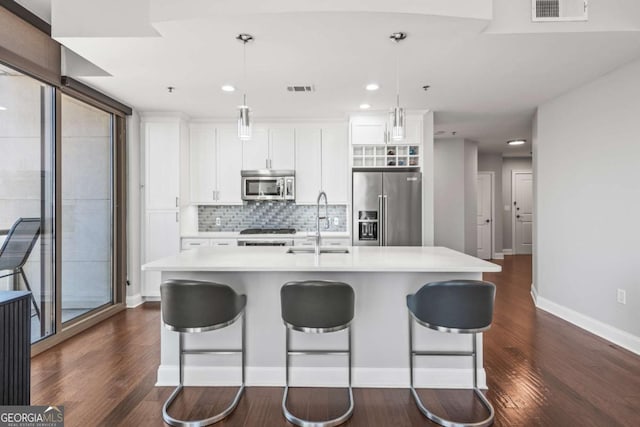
{"left": 295, "top": 128, "right": 322, "bottom": 204}
{"left": 294, "top": 124, "right": 349, "bottom": 204}
{"left": 321, "top": 124, "right": 349, "bottom": 204}
{"left": 269, "top": 128, "right": 295, "bottom": 170}
{"left": 350, "top": 113, "right": 423, "bottom": 145}
{"left": 190, "top": 124, "right": 243, "bottom": 204}
{"left": 241, "top": 127, "right": 294, "bottom": 170}
{"left": 145, "top": 121, "right": 180, "bottom": 210}
{"left": 350, "top": 115, "right": 388, "bottom": 145}
{"left": 189, "top": 123, "right": 217, "bottom": 204}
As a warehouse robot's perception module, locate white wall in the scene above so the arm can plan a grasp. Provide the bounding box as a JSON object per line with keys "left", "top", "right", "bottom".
{"left": 434, "top": 138, "right": 478, "bottom": 255}
{"left": 478, "top": 153, "right": 503, "bottom": 255}
{"left": 502, "top": 157, "right": 532, "bottom": 251}
{"left": 126, "top": 111, "right": 142, "bottom": 305}
{"left": 536, "top": 56, "right": 640, "bottom": 346}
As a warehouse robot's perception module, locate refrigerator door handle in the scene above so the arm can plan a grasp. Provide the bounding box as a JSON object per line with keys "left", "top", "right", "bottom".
{"left": 378, "top": 194, "right": 383, "bottom": 246}
{"left": 383, "top": 195, "right": 388, "bottom": 246}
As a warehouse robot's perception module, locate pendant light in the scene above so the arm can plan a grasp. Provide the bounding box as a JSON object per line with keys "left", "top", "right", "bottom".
{"left": 389, "top": 32, "right": 407, "bottom": 141}
{"left": 236, "top": 33, "right": 253, "bottom": 141}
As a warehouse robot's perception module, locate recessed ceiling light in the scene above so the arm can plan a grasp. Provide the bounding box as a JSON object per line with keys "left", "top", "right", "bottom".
{"left": 507, "top": 139, "right": 526, "bottom": 146}
{"left": 221, "top": 85, "right": 235, "bottom": 92}
{"left": 0, "top": 106, "right": 6, "bottom": 111}
{"left": 365, "top": 83, "right": 379, "bottom": 91}
{"left": 359, "top": 103, "right": 371, "bottom": 110}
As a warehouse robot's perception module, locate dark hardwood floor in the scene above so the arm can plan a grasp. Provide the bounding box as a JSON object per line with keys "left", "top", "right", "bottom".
{"left": 31, "top": 255, "right": 640, "bottom": 426}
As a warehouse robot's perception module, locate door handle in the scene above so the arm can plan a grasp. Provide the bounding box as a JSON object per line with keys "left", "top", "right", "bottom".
{"left": 175, "top": 197, "right": 179, "bottom": 207}
{"left": 377, "top": 195, "right": 383, "bottom": 246}
{"left": 485, "top": 219, "right": 490, "bottom": 223}
{"left": 383, "top": 195, "right": 388, "bottom": 246}
{"left": 516, "top": 215, "right": 521, "bottom": 219}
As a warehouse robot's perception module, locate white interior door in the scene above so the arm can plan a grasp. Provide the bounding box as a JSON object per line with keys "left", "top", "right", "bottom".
{"left": 513, "top": 172, "right": 533, "bottom": 254}
{"left": 477, "top": 172, "right": 493, "bottom": 260}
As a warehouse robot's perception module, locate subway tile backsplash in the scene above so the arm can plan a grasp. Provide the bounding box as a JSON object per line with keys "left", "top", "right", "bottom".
{"left": 198, "top": 202, "right": 348, "bottom": 232}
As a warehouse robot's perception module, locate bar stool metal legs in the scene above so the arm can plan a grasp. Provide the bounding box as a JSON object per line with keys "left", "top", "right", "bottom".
{"left": 162, "top": 312, "right": 246, "bottom": 427}
{"left": 160, "top": 279, "right": 247, "bottom": 427}
{"left": 406, "top": 280, "right": 497, "bottom": 427}
{"left": 280, "top": 280, "right": 356, "bottom": 427}
{"left": 282, "top": 326, "right": 354, "bottom": 427}
{"left": 409, "top": 315, "right": 495, "bottom": 427}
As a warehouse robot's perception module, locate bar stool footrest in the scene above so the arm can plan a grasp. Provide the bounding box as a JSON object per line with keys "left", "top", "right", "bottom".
{"left": 282, "top": 385, "right": 354, "bottom": 427}
{"left": 162, "top": 383, "right": 245, "bottom": 427}
{"left": 410, "top": 385, "right": 494, "bottom": 427}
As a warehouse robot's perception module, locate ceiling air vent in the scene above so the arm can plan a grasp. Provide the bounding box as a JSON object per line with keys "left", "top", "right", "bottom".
{"left": 286, "top": 85, "right": 315, "bottom": 93}
{"left": 532, "top": 0, "right": 588, "bottom": 22}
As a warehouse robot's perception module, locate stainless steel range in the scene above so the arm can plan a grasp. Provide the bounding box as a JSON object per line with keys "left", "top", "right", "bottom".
{"left": 237, "top": 228, "right": 296, "bottom": 246}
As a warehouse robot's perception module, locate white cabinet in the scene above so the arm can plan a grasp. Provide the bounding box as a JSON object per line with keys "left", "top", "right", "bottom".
{"left": 216, "top": 128, "right": 243, "bottom": 204}
{"left": 323, "top": 237, "right": 350, "bottom": 247}
{"left": 350, "top": 113, "right": 423, "bottom": 146}
{"left": 350, "top": 115, "right": 388, "bottom": 145}
{"left": 211, "top": 238, "right": 237, "bottom": 247}
{"left": 321, "top": 125, "right": 349, "bottom": 204}
{"left": 242, "top": 127, "right": 295, "bottom": 170}
{"left": 189, "top": 124, "right": 217, "bottom": 203}
{"left": 295, "top": 128, "right": 322, "bottom": 204}
{"left": 190, "top": 126, "right": 243, "bottom": 204}
{"left": 242, "top": 128, "right": 269, "bottom": 170}
{"left": 144, "top": 210, "right": 180, "bottom": 296}
{"left": 294, "top": 125, "right": 349, "bottom": 204}
{"left": 181, "top": 238, "right": 211, "bottom": 250}
{"left": 145, "top": 122, "right": 180, "bottom": 209}
{"left": 269, "top": 128, "right": 295, "bottom": 170}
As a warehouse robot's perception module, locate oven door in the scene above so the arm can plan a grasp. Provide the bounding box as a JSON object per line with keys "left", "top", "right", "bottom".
{"left": 242, "top": 177, "right": 284, "bottom": 200}
{"left": 237, "top": 239, "right": 294, "bottom": 246}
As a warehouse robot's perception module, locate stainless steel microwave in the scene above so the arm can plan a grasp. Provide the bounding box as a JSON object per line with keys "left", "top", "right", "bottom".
{"left": 241, "top": 170, "right": 295, "bottom": 201}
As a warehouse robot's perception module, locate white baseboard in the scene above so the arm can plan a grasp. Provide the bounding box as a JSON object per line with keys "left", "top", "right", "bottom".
{"left": 492, "top": 252, "right": 504, "bottom": 260}
{"left": 502, "top": 249, "right": 514, "bottom": 255}
{"left": 156, "top": 366, "right": 487, "bottom": 389}
{"left": 530, "top": 283, "right": 538, "bottom": 304}
{"left": 126, "top": 293, "right": 143, "bottom": 308}
{"left": 535, "top": 296, "right": 640, "bottom": 355}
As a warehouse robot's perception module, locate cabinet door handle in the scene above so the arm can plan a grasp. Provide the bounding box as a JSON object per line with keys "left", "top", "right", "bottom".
{"left": 175, "top": 212, "right": 179, "bottom": 222}
{"left": 175, "top": 197, "right": 179, "bottom": 207}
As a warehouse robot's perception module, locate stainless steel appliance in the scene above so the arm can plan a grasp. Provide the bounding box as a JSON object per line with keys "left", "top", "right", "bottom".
{"left": 352, "top": 170, "right": 422, "bottom": 246}
{"left": 237, "top": 239, "right": 294, "bottom": 246}
{"left": 237, "top": 228, "right": 296, "bottom": 246}
{"left": 241, "top": 170, "right": 295, "bottom": 201}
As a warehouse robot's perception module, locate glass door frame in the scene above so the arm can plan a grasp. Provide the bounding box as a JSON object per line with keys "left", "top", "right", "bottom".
{"left": 31, "top": 87, "right": 128, "bottom": 356}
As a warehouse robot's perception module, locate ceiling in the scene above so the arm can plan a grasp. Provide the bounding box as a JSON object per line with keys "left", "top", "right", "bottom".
{"left": 21, "top": 3, "right": 640, "bottom": 155}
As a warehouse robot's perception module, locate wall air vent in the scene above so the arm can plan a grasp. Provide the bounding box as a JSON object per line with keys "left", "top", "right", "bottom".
{"left": 532, "top": 0, "right": 588, "bottom": 22}
{"left": 286, "top": 85, "right": 315, "bottom": 93}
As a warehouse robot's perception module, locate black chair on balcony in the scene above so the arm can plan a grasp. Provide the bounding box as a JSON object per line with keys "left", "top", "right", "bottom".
{"left": 0, "top": 218, "right": 41, "bottom": 320}
{"left": 407, "top": 280, "right": 496, "bottom": 427}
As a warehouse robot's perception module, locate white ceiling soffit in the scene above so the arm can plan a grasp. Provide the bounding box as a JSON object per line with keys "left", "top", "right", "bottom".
{"left": 51, "top": 0, "right": 159, "bottom": 37}
{"left": 61, "top": 46, "right": 111, "bottom": 77}
{"left": 487, "top": 0, "right": 640, "bottom": 34}
{"left": 150, "top": 0, "right": 494, "bottom": 22}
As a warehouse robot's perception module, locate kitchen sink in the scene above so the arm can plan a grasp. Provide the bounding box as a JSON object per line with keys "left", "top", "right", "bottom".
{"left": 286, "top": 247, "right": 350, "bottom": 254}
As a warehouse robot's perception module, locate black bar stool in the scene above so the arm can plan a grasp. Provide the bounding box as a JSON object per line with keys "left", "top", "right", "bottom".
{"left": 160, "top": 279, "right": 247, "bottom": 427}
{"left": 280, "top": 280, "right": 355, "bottom": 427}
{"left": 406, "top": 280, "right": 496, "bottom": 427}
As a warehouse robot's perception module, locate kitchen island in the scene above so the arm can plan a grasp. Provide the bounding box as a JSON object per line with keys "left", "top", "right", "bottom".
{"left": 142, "top": 246, "right": 500, "bottom": 389}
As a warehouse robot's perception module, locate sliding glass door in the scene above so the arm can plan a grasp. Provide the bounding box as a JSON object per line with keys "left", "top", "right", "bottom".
{"left": 0, "top": 63, "right": 56, "bottom": 342}
{"left": 60, "top": 94, "right": 114, "bottom": 324}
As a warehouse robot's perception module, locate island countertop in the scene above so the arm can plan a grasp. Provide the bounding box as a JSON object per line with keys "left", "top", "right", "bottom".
{"left": 142, "top": 246, "right": 501, "bottom": 273}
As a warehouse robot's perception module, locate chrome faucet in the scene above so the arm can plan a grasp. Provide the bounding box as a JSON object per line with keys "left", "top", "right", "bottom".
{"left": 315, "top": 191, "right": 330, "bottom": 255}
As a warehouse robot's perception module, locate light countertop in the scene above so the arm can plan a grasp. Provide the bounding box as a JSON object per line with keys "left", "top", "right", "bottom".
{"left": 142, "top": 246, "right": 501, "bottom": 273}
{"left": 181, "top": 231, "right": 351, "bottom": 239}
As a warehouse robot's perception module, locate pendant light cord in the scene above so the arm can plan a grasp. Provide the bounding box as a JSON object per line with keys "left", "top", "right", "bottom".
{"left": 243, "top": 40, "right": 247, "bottom": 106}
{"left": 395, "top": 39, "right": 400, "bottom": 108}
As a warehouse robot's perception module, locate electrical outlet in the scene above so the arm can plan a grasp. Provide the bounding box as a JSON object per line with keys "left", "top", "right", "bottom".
{"left": 617, "top": 289, "right": 626, "bottom": 305}
{"left": 215, "top": 217, "right": 221, "bottom": 226}
{"left": 333, "top": 217, "right": 340, "bottom": 226}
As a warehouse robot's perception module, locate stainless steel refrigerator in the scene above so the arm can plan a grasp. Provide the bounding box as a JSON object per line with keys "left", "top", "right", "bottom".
{"left": 352, "top": 171, "right": 422, "bottom": 246}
